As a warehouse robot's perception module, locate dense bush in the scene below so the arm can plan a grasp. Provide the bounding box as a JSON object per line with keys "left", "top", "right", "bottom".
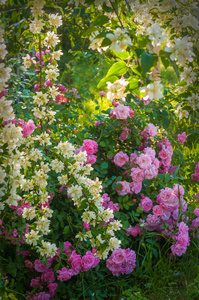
{"left": 0, "top": 0, "right": 199, "bottom": 299}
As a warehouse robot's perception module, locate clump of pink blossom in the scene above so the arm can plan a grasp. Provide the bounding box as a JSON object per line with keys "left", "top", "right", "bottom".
{"left": 191, "top": 162, "right": 199, "bottom": 181}
{"left": 139, "top": 195, "right": 153, "bottom": 212}
{"left": 106, "top": 248, "right": 136, "bottom": 276}
{"left": 116, "top": 181, "right": 131, "bottom": 196}
{"left": 157, "top": 139, "right": 173, "bottom": 174}
{"left": 177, "top": 132, "right": 187, "bottom": 144}
{"left": 171, "top": 222, "right": 190, "bottom": 256}
{"left": 110, "top": 104, "right": 134, "bottom": 120}
{"left": 113, "top": 151, "right": 129, "bottom": 167}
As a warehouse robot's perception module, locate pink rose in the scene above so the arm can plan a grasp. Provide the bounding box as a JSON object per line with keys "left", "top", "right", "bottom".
{"left": 81, "top": 251, "right": 95, "bottom": 272}
{"left": 144, "top": 165, "right": 158, "bottom": 179}
{"left": 136, "top": 153, "right": 152, "bottom": 169}
{"left": 153, "top": 205, "right": 163, "bottom": 216}
{"left": 56, "top": 268, "right": 73, "bottom": 281}
{"left": 82, "top": 139, "right": 98, "bottom": 155}
{"left": 193, "top": 208, "right": 199, "bottom": 216}
{"left": 48, "top": 283, "right": 58, "bottom": 298}
{"left": 171, "top": 243, "right": 187, "bottom": 256}
{"left": 158, "top": 187, "right": 179, "bottom": 208}
{"left": 144, "top": 147, "right": 156, "bottom": 161}
{"left": 119, "top": 127, "right": 129, "bottom": 141}
{"left": 34, "top": 258, "right": 52, "bottom": 272}
{"left": 177, "top": 132, "right": 187, "bottom": 144}
{"left": 128, "top": 107, "right": 135, "bottom": 118}
{"left": 41, "top": 269, "right": 55, "bottom": 282}
{"left": 139, "top": 196, "right": 153, "bottom": 212}
{"left": 146, "top": 214, "right": 160, "bottom": 231}
{"left": 116, "top": 181, "right": 131, "bottom": 196}
{"left": 20, "top": 119, "right": 35, "bottom": 138}
{"left": 191, "top": 173, "right": 199, "bottom": 181}
{"left": 114, "top": 104, "right": 129, "bottom": 120}
{"left": 131, "top": 181, "right": 142, "bottom": 194}
{"left": 114, "top": 151, "right": 129, "bottom": 167}
{"left": 148, "top": 123, "right": 157, "bottom": 137}
{"left": 85, "top": 154, "right": 97, "bottom": 165}
{"left": 30, "top": 277, "right": 40, "bottom": 288}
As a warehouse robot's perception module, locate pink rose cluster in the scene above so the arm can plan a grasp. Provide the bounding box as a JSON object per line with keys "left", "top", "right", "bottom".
{"left": 130, "top": 147, "right": 159, "bottom": 194}
{"left": 55, "top": 84, "right": 79, "bottom": 104}
{"left": 177, "top": 132, "right": 187, "bottom": 144}
{"left": 102, "top": 193, "right": 120, "bottom": 212}
{"left": 0, "top": 218, "right": 27, "bottom": 246}
{"left": 191, "top": 162, "right": 199, "bottom": 181}
{"left": 27, "top": 258, "right": 57, "bottom": 299}
{"left": 171, "top": 222, "right": 190, "bottom": 256}
{"left": 27, "top": 243, "right": 100, "bottom": 298}
{"left": 76, "top": 139, "right": 98, "bottom": 165}
{"left": 126, "top": 185, "right": 193, "bottom": 256}
{"left": 157, "top": 139, "right": 173, "bottom": 174}
{"left": 57, "top": 249, "right": 99, "bottom": 282}
{"left": 106, "top": 248, "right": 136, "bottom": 276}
{"left": 156, "top": 185, "right": 187, "bottom": 222}
{"left": 110, "top": 104, "right": 135, "bottom": 120}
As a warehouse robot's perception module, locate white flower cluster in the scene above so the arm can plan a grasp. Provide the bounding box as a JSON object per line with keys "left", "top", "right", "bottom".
{"left": 55, "top": 140, "right": 122, "bottom": 259}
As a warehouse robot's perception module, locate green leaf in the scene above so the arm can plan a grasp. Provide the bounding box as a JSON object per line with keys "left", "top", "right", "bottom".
{"left": 106, "top": 61, "right": 127, "bottom": 78}
{"left": 101, "top": 38, "right": 111, "bottom": 47}
{"left": 92, "top": 15, "right": 109, "bottom": 27}
{"left": 97, "top": 75, "right": 118, "bottom": 89}
{"left": 141, "top": 52, "right": 155, "bottom": 73}
{"left": 63, "top": 226, "right": 70, "bottom": 235}
{"left": 137, "top": 206, "right": 144, "bottom": 214}
{"left": 101, "top": 162, "right": 108, "bottom": 169}
{"left": 128, "top": 77, "right": 140, "bottom": 90}
{"left": 115, "top": 50, "right": 130, "bottom": 60}
{"left": 159, "top": 50, "right": 170, "bottom": 69}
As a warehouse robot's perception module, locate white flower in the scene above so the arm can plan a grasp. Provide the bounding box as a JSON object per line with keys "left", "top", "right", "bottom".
{"left": 75, "top": 151, "right": 87, "bottom": 163}
{"left": 36, "top": 216, "right": 50, "bottom": 234}
{"left": 56, "top": 141, "right": 75, "bottom": 158}
{"left": 109, "top": 237, "right": 121, "bottom": 250}
{"left": 25, "top": 230, "right": 41, "bottom": 246}
{"left": 33, "top": 91, "right": 49, "bottom": 106}
{"left": 0, "top": 167, "right": 6, "bottom": 184}
{"left": 37, "top": 240, "right": 57, "bottom": 257}
{"left": 0, "top": 44, "right": 8, "bottom": 59}
{"left": 45, "top": 66, "right": 59, "bottom": 81}
{"left": 51, "top": 50, "right": 63, "bottom": 60}
{"left": 68, "top": 184, "right": 83, "bottom": 199}
{"left": 187, "top": 93, "right": 199, "bottom": 111}
{"left": 58, "top": 174, "right": 68, "bottom": 185}
{"left": 51, "top": 159, "right": 65, "bottom": 173}
{"left": 29, "top": 19, "right": 45, "bottom": 34}
{"left": 43, "top": 31, "right": 60, "bottom": 48}
{"left": 49, "top": 14, "right": 62, "bottom": 28}
{"left": 23, "top": 207, "right": 36, "bottom": 220}
{"left": 147, "top": 23, "right": 167, "bottom": 47}
{"left": 107, "top": 28, "right": 132, "bottom": 53}
{"left": 107, "top": 78, "right": 129, "bottom": 102}
{"left": 0, "top": 97, "right": 15, "bottom": 121}
{"left": 141, "top": 82, "right": 163, "bottom": 101}
{"left": 30, "top": 0, "right": 45, "bottom": 17}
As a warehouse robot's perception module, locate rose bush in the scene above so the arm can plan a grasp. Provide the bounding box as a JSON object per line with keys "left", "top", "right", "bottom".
{"left": 0, "top": 0, "right": 199, "bottom": 299}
